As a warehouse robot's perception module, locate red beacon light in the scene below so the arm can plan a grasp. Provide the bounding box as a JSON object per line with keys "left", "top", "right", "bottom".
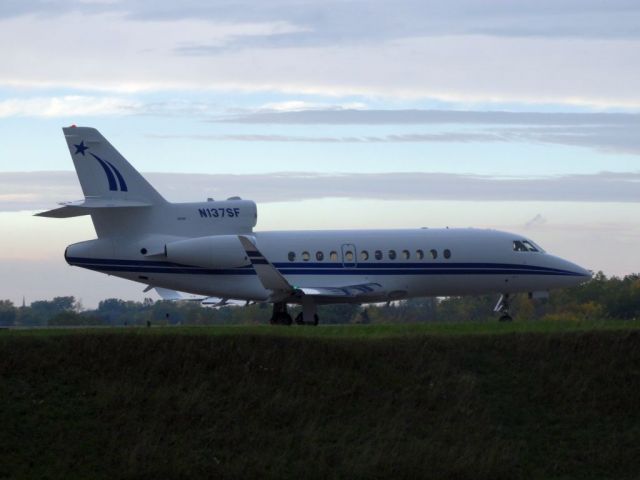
{"left": 70, "top": 124, "right": 77, "bottom": 128}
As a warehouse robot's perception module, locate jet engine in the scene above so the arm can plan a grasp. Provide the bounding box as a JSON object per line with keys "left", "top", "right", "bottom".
{"left": 164, "top": 235, "right": 250, "bottom": 268}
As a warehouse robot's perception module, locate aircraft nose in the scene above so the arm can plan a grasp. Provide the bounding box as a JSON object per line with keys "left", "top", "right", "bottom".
{"left": 578, "top": 266, "right": 592, "bottom": 279}
{"left": 561, "top": 259, "right": 592, "bottom": 283}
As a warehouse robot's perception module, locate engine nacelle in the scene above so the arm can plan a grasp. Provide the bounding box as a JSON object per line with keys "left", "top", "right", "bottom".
{"left": 165, "top": 235, "right": 250, "bottom": 268}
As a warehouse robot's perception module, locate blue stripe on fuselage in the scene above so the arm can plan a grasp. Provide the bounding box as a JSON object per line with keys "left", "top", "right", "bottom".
{"left": 65, "top": 256, "right": 585, "bottom": 277}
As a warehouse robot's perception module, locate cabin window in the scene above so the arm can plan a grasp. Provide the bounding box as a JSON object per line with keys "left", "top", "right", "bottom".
{"left": 416, "top": 249, "right": 424, "bottom": 260}
{"left": 345, "top": 251, "right": 354, "bottom": 262}
{"left": 302, "top": 251, "right": 310, "bottom": 261}
{"left": 444, "top": 249, "right": 451, "bottom": 259}
{"left": 330, "top": 251, "right": 338, "bottom": 261}
{"left": 402, "top": 249, "right": 410, "bottom": 260}
{"left": 360, "top": 250, "right": 369, "bottom": 261}
{"left": 288, "top": 251, "right": 296, "bottom": 262}
{"left": 375, "top": 250, "right": 383, "bottom": 260}
{"left": 389, "top": 250, "right": 397, "bottom": 260}
{"left": 316, "top": 251, "right": 324, "bottom": 261}
{"left": 430, "top": 249, "right": 438, "bottom": 259}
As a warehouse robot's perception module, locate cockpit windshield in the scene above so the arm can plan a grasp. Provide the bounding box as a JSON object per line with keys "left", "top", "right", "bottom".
{"left": 513, "top": 239, "right": 543, "bottom": 253}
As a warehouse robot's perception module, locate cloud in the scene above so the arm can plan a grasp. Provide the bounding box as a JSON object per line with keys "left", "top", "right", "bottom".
{"left": 0, "top": 172, "right": 83, "bottom": 211}
{"left": 3, "top": 0, "right": 640, "bottom": 41}
{"left": 216, "top": 109, "right": 640, "bottom": 125}
{"left": 148, "top": 132, "right": 506, "bottom": 144}
{"left": 499, "top": 125, "right": 640, "bottom": 155}
{"left": 0, "top": 95, "right": 141, "bottom": 117}
{"left": 2, "top": 97, "right": 637, "bottom": 157}
{"left": 257, "top": 101, "right": 368, "bottom": 112}
{"left": 3, "top": 170, "right": 639, "bottom": 212}
{"left": 2, "top": 10, "right": 640, "bottom": 107}
{"left": 153, "top": 110, "right": 640, "bottom": 155}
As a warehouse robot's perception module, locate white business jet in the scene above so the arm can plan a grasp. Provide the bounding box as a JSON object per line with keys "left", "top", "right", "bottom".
{"left": 38, "top": 127, "right": 591, "bottom": 325}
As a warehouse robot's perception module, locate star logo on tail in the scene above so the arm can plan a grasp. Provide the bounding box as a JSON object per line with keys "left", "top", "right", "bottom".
{"left": 74, "top": 141, "right": 88, "bottom": 156}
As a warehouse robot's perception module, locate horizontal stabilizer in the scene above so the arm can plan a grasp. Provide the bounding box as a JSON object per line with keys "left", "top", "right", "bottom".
{"left": 36, "top": 198, "right": 152, "bottom": 218}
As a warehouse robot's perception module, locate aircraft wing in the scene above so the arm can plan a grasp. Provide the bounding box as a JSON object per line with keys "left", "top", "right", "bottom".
{"left": 153, "top": 287, "right": 196, "bottom": 301}
{"left": 297, "top": 283, "right": 383, "bottom": 296}
{"left": 150, "top": 286, "right": 245, "bottom": 307}
{"left": 238, "top": 236, "right": 296, "bottom": 301}
{"left": 238, "top": 236, "right": 388, "bottom": 303}
{"left": 294, "top": 282, "right": 386, "bottom": 303}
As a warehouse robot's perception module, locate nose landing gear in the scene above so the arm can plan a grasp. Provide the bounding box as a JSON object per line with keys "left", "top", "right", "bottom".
{"left": 494, "top": 294, "right": 513, "bottom": 322}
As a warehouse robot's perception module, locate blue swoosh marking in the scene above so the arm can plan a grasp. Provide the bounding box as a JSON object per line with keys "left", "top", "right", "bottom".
{"left": 105, "top": 160, "right": 128, "bottom": 192}
{"left": 90, "top": 153, "right": 117, "bottom": 191}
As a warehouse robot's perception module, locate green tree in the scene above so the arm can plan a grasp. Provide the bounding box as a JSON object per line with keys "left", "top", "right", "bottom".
{"left": 21, "top": 296, "right": 77, "bottom": 326}
{"left": 0, "top": 300, "right": 17, "bottom": 327}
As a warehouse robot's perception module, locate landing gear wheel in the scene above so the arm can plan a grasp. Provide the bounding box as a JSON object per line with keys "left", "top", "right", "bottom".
{"left": 270, "top": 312, "right": 293, "bottom": 325}
{"left": 499, "top": 314, "right": 513, "bottom": 322}
{"left": 270, "top": 303, "right": 292, "bottom": 326}
{"left": 294, "top": 312, "right": 319, "bottom": 326}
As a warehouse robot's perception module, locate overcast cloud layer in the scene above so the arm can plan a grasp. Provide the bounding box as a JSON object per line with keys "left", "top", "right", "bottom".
{"left": 162, "top": 109, "right": 640, "bottom": 155}
{"left": 1, "top": 1, "right": 640, "bottom": 106}
{"left": 219, "top": 110, "right": 640, "bottom": 125}
{"left": 2, "top": 171, "right": 639, "bottom": 213}
{"left": 155, "top": 128, "right": 640, "bottom": 155}
{"left": 3, "top": 0, "right": 640, "bottom": 40}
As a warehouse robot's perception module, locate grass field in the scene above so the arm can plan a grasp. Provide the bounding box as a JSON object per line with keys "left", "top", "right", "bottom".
{"left": 2, "top": 321, "right": 640, "bottom": 479}
{"left": 6, "top": 318, "right": 640, "bottom": 338}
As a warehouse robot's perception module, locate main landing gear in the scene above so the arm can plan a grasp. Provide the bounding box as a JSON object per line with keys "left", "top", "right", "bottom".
{"left": 494, "top": 294, "right": 513, "bottom": 322}
{"left": 295, "top": 312, "right": 319, "bottom": 326}
{"left": 270, "top": 301, "right": 319, "bottom": 326}
{"left": 270, "top": 302, "right": 292, "bottom": 325}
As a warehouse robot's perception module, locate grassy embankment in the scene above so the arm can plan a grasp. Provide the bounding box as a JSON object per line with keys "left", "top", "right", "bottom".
{"left": 1, "top": 321, "right": 640, "bottom": 479}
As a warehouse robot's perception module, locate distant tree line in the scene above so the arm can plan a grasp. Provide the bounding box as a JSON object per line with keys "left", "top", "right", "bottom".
{"left": 1, "top": 272, "right": 638, "bottom": 327}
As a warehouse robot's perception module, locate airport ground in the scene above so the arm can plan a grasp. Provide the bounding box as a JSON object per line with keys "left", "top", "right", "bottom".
{"left": 1, "top": 321, "right": 640, "bottom": 479}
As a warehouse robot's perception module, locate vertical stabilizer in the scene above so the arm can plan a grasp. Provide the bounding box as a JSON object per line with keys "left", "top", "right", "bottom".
{"left": 62, "top": 126, "right": 166, "bottom": 205}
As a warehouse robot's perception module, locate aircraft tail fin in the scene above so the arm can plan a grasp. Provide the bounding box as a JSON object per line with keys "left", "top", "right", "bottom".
{"left": 62, "top": 126, "right": 166, "bottom": 205}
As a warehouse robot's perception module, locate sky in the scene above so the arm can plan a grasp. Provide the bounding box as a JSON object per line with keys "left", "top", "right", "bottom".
{"left": 0, "top": 0, "right": 638, "bottom": 308}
